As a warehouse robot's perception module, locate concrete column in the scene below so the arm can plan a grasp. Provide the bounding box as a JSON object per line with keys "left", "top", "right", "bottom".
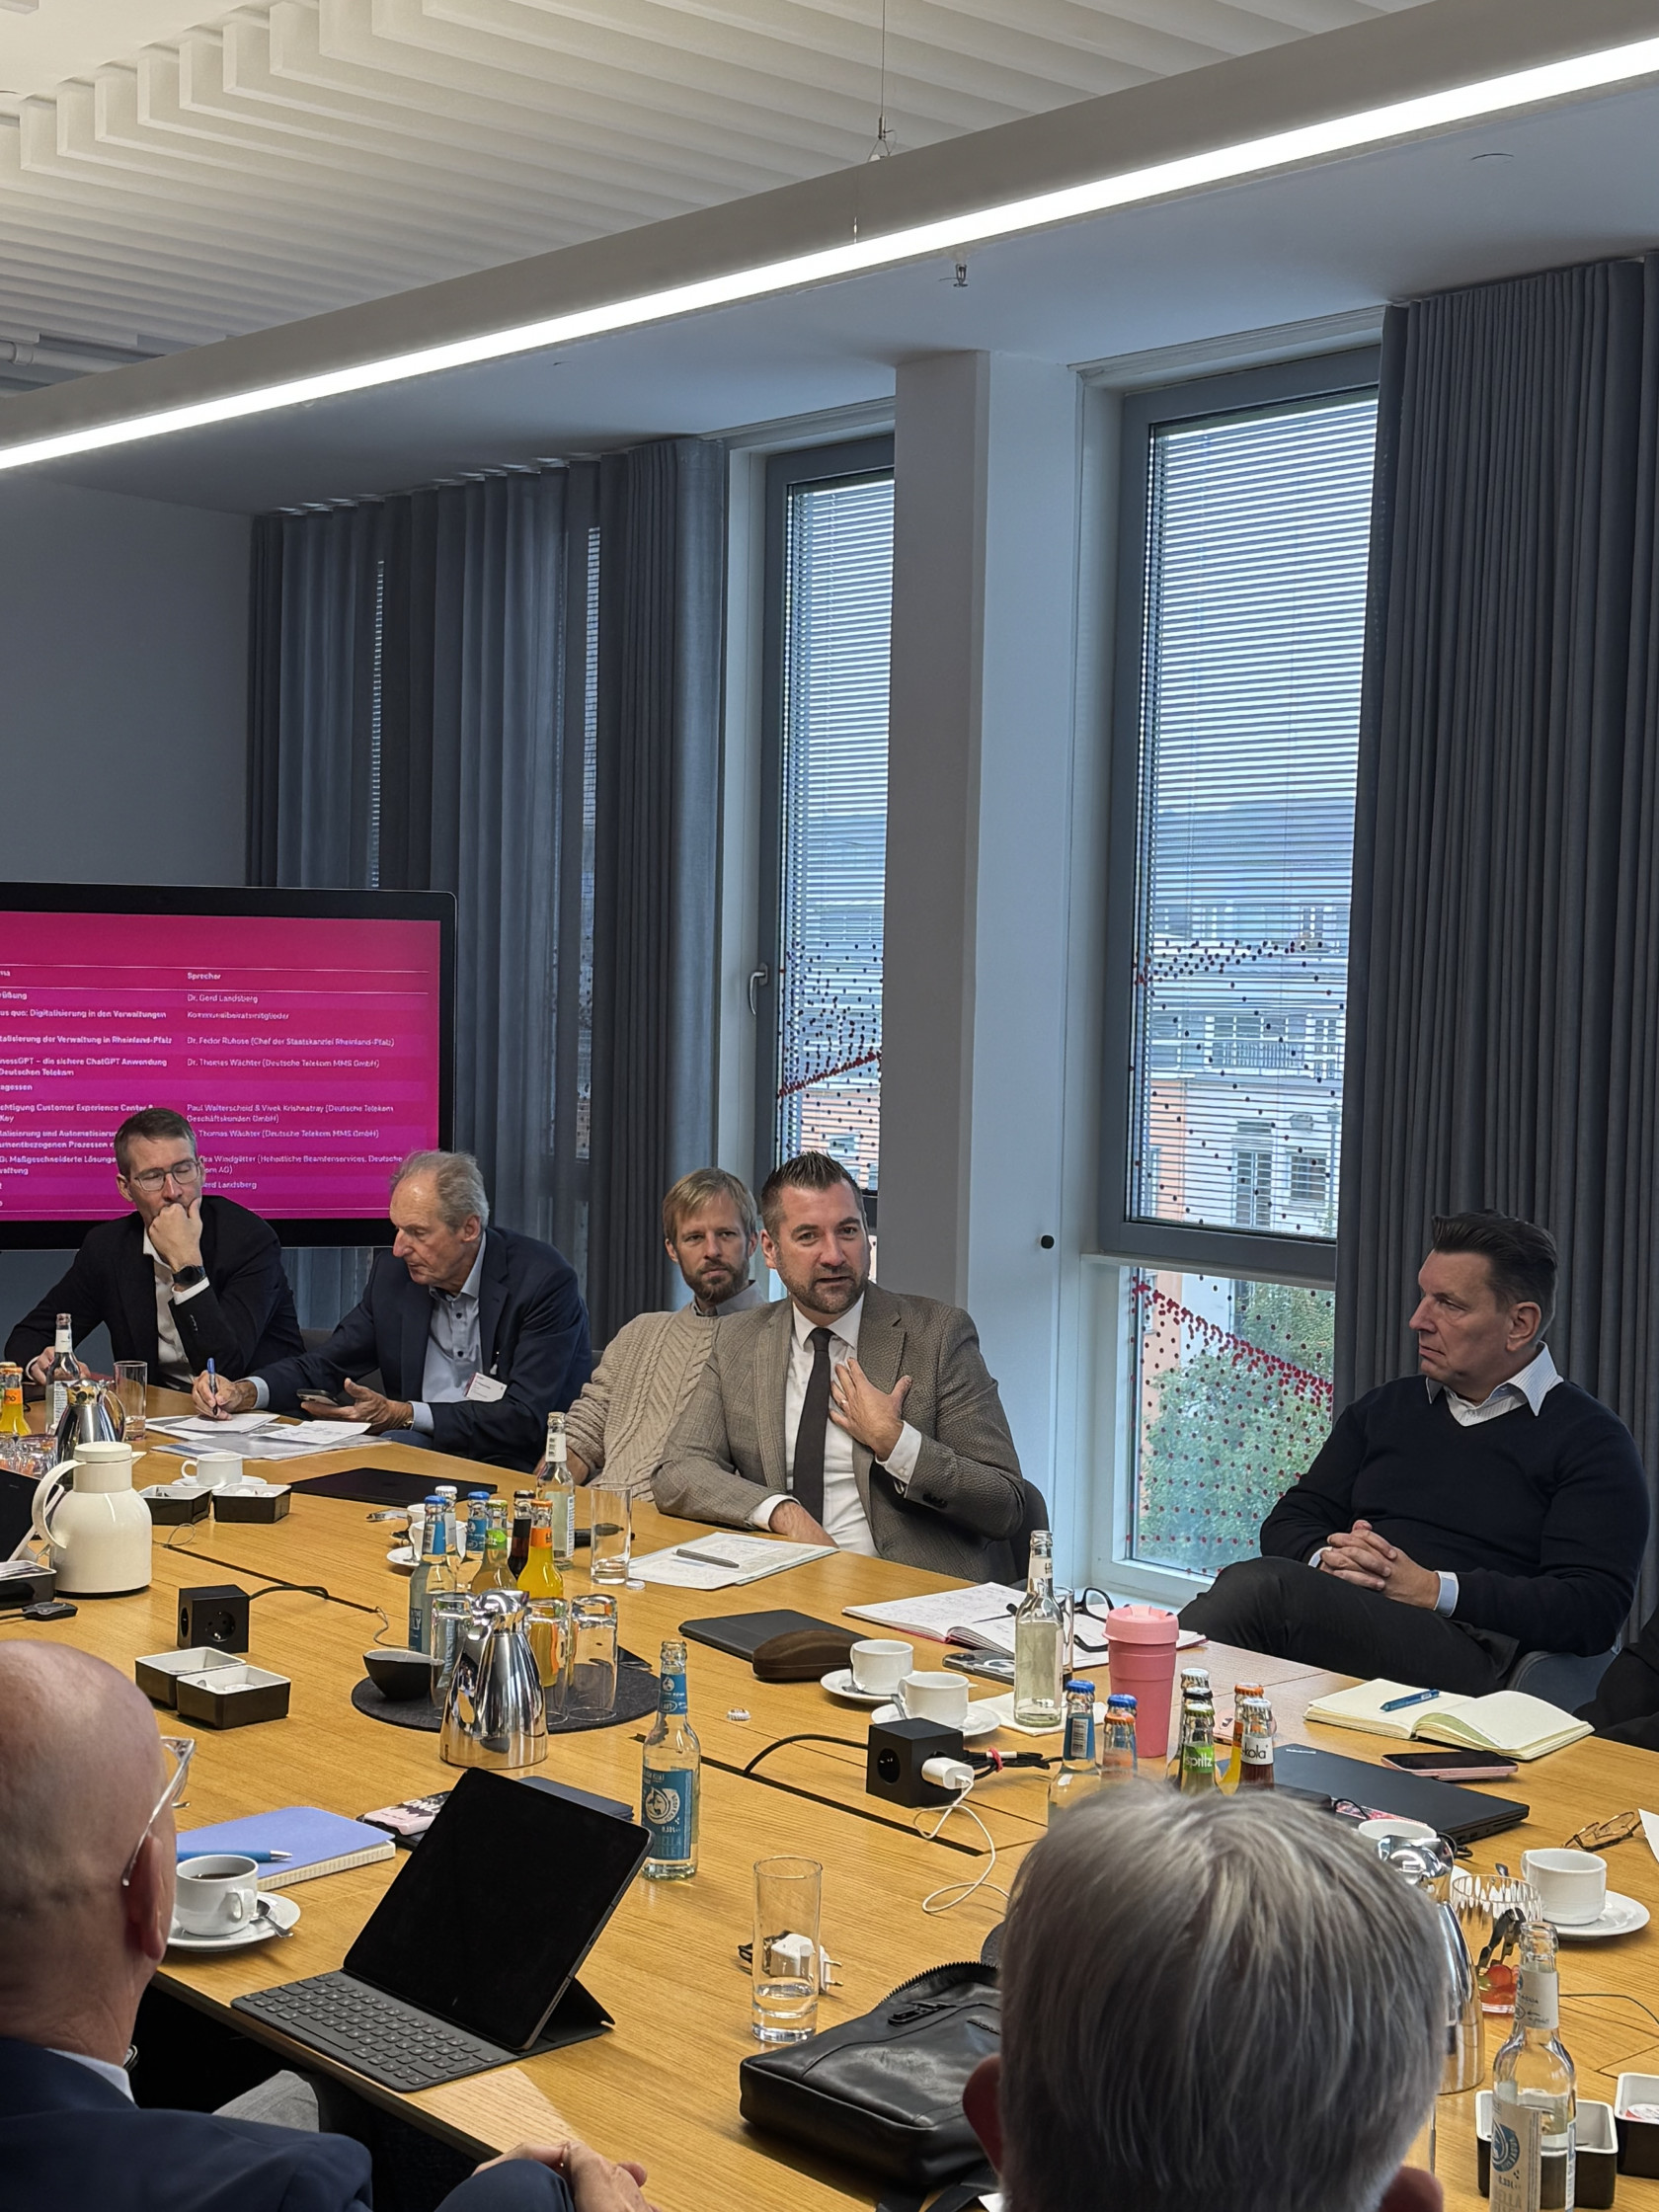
{"left": 881, "top": 352, "right": 1082, "bottom": 1493}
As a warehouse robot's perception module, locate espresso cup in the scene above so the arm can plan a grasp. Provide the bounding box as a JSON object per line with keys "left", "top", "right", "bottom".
{"left": 179, "top": 1452, "right": 243, "bottom": 1490}
{"left": 898, "top": 1671, "right": 969, "bottom": 1726}
{"left": 174, "top": 1853, "right": 260, "bottom": 1936}
{"left": 1522, "top": 1848, "right": 1608, "bottom": 1926}
{"left": 850, "top": 1638, "right": 913, "bottom": 1696}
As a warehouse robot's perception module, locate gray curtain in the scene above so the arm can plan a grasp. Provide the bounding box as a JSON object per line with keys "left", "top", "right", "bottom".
{"left": 248, "top": 440, "right": 725, "bottom": 1346}
{"left": 1338, "top": 255, "right": 1659, "bottom": 1611}
{"left": 587, "top": 437, "right": 726, "bottom": 1345}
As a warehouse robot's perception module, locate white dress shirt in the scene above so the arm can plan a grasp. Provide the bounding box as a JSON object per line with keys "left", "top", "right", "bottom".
{"left": 49, "top": 2047, "right": 133, "bottom": 2099}
{"left": 1310, "top": 1344, "right": 1562, "bottom": 1615}
{"left": 751, "top": 1296, "right": 923, "bottom": 1555}
{"left": 142, "top": 1228, "right": 210, "bottom": 1387}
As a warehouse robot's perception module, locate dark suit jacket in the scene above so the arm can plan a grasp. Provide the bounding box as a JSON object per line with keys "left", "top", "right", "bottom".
{"left": 654, "top": 1281, "right": 1029, "bottom": 1579}
{"left": 253, "top": 1226, "right": 591, "bottom": 1470}
{"left": 5, "top": 1197, "right": 303, "bottom": 1380}
{"left": 0, "top": 2037, "right": 571, "bottom": 2212}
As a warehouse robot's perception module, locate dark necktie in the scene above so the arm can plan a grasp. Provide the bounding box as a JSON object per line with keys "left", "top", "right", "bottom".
{"left": 791, "top": 1326, "right": 833, "bottom": 1523}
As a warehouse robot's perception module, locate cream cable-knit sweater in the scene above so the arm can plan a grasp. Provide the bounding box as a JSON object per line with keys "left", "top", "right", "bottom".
{"left": 563, "top": 1287, "right": 765, "bottom": 1498}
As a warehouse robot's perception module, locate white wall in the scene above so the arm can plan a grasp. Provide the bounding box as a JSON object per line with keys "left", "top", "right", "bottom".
{"left": 0, "top": 474, "right": 251, "bottom": 1359}
{"left": 881, "top": 352, "right": 1091, "bottom": 1546}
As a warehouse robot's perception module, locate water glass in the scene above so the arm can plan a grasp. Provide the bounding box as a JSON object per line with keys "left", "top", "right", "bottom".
{"left": 568, "top": 1594, "right": 618, "bottom": 1718}
{"left": 1450, "top": 1868, "right": 1543, "bottom": 2016}
{"left": 429, "top": 1596, "right": 474, "bottom": 1702}
{"left": 115, "top": 1360, "right": 147, "bottom": 1444}
{"left": 526, "top": 1597, "right": 573, "bottom": 1721}
{"left": 590, "top": 1480, "right": 632, "bottom": 1584}
{"left": 752, "top": 1856, "right": 822, "bottom": 2042}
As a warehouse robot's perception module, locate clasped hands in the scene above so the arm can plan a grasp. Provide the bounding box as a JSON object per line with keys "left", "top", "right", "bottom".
{"left": 1317, "top": 1518, "right": 1440, "bottom": 1609}
{"left": 478, "top": 2135, "right": 656, "bottom": 2210}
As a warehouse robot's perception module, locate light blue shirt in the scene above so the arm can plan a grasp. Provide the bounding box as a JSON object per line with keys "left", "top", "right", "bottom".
{"left": 50, "top": 2047, "right": 133, "bottom": 2099}
{"left": 409, "top": 1241, "right": 487, "bottom": 1436}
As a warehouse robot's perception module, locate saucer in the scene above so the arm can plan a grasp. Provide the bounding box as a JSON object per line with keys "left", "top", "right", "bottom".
{"left": 167, "top": 1892, "right": 300, "bottom": 1952}
{"left": 387, "top": 1543, "right": 416, "bottom": 1574}
{"left": 872, "top": 1699, "right": 1001, "bottom": 1741}
{"left": 1549, "top": 1890, "right": 1649, "bottom": 1940}
{"left": 822, "top": 1667, "right": 895, "bottom": 1706}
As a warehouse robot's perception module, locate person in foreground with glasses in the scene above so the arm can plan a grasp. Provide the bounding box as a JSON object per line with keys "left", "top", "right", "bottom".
{"left": 964, "top": 1785, "right": 1448, "bottom": 2212}
{"left": 4, "top": 1108, "right": 303, "bottom": 1390}
{"left": 0, "top": 1643, "right": 656, "bottom": 2212}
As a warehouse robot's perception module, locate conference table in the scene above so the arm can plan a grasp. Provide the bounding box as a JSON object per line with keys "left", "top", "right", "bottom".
{"left": 9, "top": 1395, "right": 1659, "bottom": 2212}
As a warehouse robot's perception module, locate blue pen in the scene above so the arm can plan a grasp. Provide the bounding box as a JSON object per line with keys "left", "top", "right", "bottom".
{"left": 206, "top": 1357, "right": 219, "bottom": 1415}
{"left": 1379, "top": 1688, "right": 1440, "bottom": 1713}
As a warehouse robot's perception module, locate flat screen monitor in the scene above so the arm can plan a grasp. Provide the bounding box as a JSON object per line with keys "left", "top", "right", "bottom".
{"left": 0, "top": 885, "right": 454, "bottom": 1247}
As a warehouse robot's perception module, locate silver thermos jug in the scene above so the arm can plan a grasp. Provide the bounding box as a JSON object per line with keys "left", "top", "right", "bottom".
{"left": 438, "top": 1590, "right": 548, "bottom": 1770}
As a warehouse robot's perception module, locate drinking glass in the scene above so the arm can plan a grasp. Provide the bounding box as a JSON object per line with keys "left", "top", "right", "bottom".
{"left": 526, "top": 1597, "right": 573, "bottom": 1721}
{"left": 590, "top": 1481, "right": 632, "bottom": 1585}
{"left": 752, "top": 1856, "right": 822, "bottom": 2042}
{"left": 116, "top": 1360, "right": 147, "bottom": 1445}
{"left": 1450, "top": 1868, "right": 1543, "bottom": 2016}
{"left": 568, "top": 1594, "right": 618, "bottom": 1719}
{"left": 429, "top": 1596, "right": 474, "bottom": 1702}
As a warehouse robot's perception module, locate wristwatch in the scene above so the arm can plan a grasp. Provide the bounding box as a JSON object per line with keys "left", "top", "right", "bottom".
{"left": 171, "top": 1264, "right": 207, "bottom": 1290}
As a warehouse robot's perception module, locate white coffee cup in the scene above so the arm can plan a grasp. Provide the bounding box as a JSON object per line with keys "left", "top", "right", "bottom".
{"left": 1522, "top": 1847, "right": 1608, "bottom": 1926}
{"left": 850, "top": 1638, "right": 913, "bottom": 1696}
{"left": 898, "top": 1670, "right": 969, "bottom": 1726}
{"left": 179, "top": 1452, "right": 243, "bottom": 1490}
{"left": 174, "top": 1853, "right": 260, "bottom": 1936}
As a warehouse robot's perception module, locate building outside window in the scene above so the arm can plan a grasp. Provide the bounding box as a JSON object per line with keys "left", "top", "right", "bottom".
{"left": 755, "top": 436, "right": 894, "bottom": 1210}
{"left": 1102, "top": 355, "right": 1379, "bottom": 1584}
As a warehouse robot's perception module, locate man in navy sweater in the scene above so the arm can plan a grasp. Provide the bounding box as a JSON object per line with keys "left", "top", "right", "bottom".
{"left": 1181, "top": 1212, "right": 1649, "bottom": 1693}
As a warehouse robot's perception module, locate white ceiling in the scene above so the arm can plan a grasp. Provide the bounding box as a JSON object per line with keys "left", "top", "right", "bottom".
{"left": 0, "top": 0, "right": 1427, "bottom": 365}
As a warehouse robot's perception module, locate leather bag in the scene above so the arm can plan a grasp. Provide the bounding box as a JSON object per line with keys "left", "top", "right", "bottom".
{"left": 738, "top": 1960, "right": 998, "bottom": 2187}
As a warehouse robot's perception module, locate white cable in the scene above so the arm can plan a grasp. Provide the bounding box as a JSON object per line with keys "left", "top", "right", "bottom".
{"left": 915, "top": 1777, "right": 1009, "bottom": 1917}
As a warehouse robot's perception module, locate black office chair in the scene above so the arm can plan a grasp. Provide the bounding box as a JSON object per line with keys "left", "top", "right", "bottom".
{"left": 296, "top": 1328, "right": 383, "bottom": 1395}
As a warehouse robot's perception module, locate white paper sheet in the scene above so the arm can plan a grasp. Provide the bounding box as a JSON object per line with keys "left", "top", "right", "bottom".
{"left": 629, "top": 1536, "right": 834, "bottom": 1590}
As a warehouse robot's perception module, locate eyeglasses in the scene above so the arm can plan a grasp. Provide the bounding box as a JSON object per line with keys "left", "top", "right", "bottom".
{"left": 1564, "top": 1809, "right": 1642, "bottom": 1852}
{"left": 120, "top": 1734, "right": 196, "bottom": 1889}
{"left": 125, "top": 1158, "right": 202, "bottom": 1193}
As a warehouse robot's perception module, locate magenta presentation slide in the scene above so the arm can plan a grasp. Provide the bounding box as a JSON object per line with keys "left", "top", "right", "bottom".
{"left": 0, "top": 909, "right": 443, "bottom": 1223}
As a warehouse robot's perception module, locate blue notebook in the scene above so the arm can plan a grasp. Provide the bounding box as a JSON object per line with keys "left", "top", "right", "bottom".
{"left": 176, "top": 1804, "right": 396, "bottom": 1890}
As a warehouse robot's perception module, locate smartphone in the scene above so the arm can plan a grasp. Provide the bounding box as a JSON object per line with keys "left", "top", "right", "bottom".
{"left": 1381, "top": 1749, "right": 1518, "bottom": 1780}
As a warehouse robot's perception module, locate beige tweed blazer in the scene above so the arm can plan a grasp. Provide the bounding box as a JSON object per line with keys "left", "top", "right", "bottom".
{"left": 654, "top": 1281, "right": 1028, "bottom": 1579}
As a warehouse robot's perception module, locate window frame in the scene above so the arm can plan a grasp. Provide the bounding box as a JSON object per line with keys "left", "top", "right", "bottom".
{"left": 752, "top": 433, "right": 896, "bottom": 1211}
{"left": 1099, "top": 347, "right": 1381, "bottom": 1292}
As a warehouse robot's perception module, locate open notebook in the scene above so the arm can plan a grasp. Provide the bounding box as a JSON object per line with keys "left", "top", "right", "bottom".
{"left": 1302, "top": 1680, "right": 1591, "bottom": 1761}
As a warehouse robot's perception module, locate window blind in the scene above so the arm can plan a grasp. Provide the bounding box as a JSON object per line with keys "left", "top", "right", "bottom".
{"left": 776, "top": 472, "right": 894, "bottom": 1187}
{"left": 1128, "top": 392, "right": 1378, "bottom": 1241}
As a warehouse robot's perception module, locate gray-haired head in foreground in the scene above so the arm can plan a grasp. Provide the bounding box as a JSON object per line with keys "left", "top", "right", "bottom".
{"left": 997, "top": 1787, "right": 1448, "bottom": 2212}
{"left": 393, "top": 1150, "right": 490, "bottom": 1229}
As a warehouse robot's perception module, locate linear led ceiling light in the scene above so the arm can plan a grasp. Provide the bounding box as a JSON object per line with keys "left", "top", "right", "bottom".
{"left": 4, "top": 32, "right": 1659, "bottom": 473}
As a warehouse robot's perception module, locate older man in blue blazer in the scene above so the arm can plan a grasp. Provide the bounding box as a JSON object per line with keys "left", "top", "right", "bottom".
{"left": 195, "top": 1151, "right": 591, "bottom": 1470}
{"left": 0, "top": 1643, "right": 653, "bottom": 2212}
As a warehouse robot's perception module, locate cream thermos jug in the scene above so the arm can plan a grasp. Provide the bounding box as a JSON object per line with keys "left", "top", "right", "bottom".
{"left": 31, "top": 1437, "right": 152, "bottom": 1595}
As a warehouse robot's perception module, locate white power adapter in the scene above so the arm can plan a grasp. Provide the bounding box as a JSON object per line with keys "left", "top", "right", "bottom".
{"left": 920, "top": 1755, "right": 976, "bottom": 1793}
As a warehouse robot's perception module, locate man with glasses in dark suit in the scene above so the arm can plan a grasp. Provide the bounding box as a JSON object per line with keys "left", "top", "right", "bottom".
{"left": 5, "top": 1109, "right": 302, "bottom": 1387}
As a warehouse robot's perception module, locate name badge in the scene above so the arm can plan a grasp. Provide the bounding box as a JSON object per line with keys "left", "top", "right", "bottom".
{"left": 465, "top": 1373, "right": 507, "bottom": 1403}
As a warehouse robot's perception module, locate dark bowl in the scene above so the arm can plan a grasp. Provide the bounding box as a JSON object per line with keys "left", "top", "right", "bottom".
{"left": 363, "top": 1647, "right": 438, "bottom": 1700}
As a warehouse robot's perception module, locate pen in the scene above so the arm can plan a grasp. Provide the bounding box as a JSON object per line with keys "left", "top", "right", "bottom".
{"left": 206, "top": 1357, "right": 220, "bottom": 1415}
{"left": 674, "top": 1546, "right": 745, "bottom": 1569}
{"left": 1379, "top": 1688, "right": 1441, "bottom": 1713}
{"left": 178, "top": 1847, "right": 290, "bottom": 1862}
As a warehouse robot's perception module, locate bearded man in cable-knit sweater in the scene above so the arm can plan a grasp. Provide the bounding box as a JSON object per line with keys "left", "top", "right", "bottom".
{"left": 544, "top": 1169, "right": 766, "bottom": 1499}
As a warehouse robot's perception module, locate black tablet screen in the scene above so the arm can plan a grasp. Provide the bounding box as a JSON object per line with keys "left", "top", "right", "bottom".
{"left": 345, "top": 1768, "right": 649, "bottom": 2047}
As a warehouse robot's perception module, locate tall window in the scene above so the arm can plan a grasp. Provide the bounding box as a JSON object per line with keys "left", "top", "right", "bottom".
{"left": 1104, "top": 357, "right": 1379, "bottom": 1580}
{"left": 757, "top": 437, "right": 894, "bottom": 1203}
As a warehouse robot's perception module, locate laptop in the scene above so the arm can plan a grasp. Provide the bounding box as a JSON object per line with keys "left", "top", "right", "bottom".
{"left": 233, "top": 1769, "right": 650, "bottom": 2092}
{"left": 1274, "top": 1742, "right": 1529, "bottom": 1844}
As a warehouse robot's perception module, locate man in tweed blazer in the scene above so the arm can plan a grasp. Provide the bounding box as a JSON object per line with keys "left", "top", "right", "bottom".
{"left": 655, "top": 1152, "right": 1028, "bottom": 1579}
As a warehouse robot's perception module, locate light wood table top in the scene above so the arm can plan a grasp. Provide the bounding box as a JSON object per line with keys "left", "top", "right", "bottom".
{"left": 10, "top": 1393, "right": 1659, "bottom": 2212}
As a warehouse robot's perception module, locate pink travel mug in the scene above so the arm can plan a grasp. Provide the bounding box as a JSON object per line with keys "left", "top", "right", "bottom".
{"left": 1104, "top": 1605, "right": 1181, "bottom": 1760}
